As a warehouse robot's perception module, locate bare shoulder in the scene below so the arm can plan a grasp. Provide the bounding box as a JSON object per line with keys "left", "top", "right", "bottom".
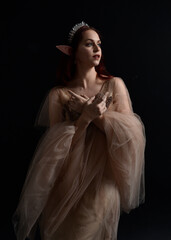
{"left": 112, "top": 76, "right": 127, "bottom": 88}
{"left": 113, "top": 76, "right": 125, "bottom": 84}
{"left": 49, "top": 86, "right": 63, "bottom": 99}
{"left": 110, "top": 77, "right": 129, "bottom": 96}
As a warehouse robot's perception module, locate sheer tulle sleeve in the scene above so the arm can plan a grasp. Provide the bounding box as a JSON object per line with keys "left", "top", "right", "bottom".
{"left": 35, "top": 87, "right": 64, "bottom": 127}
{"left": 12, "top": 88, "right": 77, "bottom": 240}
{"left": 103, "top": 77, "right": 145, "bottom": 212}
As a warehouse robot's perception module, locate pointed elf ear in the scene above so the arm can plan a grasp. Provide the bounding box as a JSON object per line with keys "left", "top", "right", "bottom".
{"left": 56, "top": 45, "right": 72, "bottom": 56}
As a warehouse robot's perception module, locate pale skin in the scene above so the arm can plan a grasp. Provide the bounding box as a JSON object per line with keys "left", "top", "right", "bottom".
{"left": 66, "top": 30, "right": 110, "bottom": 132}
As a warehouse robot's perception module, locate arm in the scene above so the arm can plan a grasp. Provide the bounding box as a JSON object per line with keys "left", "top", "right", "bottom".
{"left": 48, "top": 88, "right": 104, "bottom": 146}
{"left": 92, "top": 116, "right": 105, "bottom": 132}
{"left": 68, "top": 90, "right": 109, "bottom": 133}
{"left": 103, "top": 77, "right": 145, "bottom": 211}
{"left": 112, "top": 77, "right": 133, "bottom": 114}
{"left": 91, "top": 77, "right": 132, "bottom": 132}
{"left": 70, "top": 95, "right": 108, "bottom": 146}
{"left": 49, "top": 88, "right": 63, "bottom": 127}
{"left": 70, "top": 112, "right": 91, "bottom": 147}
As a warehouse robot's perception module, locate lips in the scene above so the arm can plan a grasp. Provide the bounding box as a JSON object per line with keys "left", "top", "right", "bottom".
{"left": 93, "top": 54, "right": 100, "bottom": 60}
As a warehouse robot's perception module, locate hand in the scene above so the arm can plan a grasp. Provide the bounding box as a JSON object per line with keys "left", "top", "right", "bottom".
{"left": 82, "top": 91, "right": 110, "bottom": 121}
{"left": 68, "top": 90, "right": 89, "bottom": 113}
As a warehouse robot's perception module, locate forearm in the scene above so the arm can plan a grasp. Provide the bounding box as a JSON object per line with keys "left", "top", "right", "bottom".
{"left": 71, "top": 113, "right": 91, "bottom": 147}
{"left": 92, "top": 115, "right": 105, "bottom": 132}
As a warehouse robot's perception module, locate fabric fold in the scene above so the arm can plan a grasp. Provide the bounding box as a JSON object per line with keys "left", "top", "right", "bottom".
{"left": 12, "top": 77, "right": 145, "bottom": 240}
{"left": 103, "top": 111, "right": 145, "bottom": 212}
{"left": 13, "top": 122, "right": 76, "bottom": 240}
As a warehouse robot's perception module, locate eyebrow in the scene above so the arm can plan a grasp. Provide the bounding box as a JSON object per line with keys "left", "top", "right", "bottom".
{"left": 85, "top": 38, "right": 101, "bottom": 42}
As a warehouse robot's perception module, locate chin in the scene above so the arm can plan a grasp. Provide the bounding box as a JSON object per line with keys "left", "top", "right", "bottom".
{"left": 94, "top": 62, "right": 100, "bottom": 67}
{"left": 92, "top": 60, "right": 100, "bottom": 67}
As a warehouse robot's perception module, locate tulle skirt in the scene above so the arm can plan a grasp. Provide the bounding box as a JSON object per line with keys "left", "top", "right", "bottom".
{"left": 13, "top": 78, "right": 145, "bottom": 240}
{"left": 40, "top": 177, "right": 120, "bottom": 240}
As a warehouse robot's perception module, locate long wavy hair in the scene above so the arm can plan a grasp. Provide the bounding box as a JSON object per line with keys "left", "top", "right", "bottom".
{"left": 56, "top": 25, "right": 113, "bottom": 86}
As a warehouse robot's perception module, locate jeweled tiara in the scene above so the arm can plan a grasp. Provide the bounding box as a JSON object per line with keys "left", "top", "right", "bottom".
{"left": 68, "top": 21, "right": 89, "bottom": 43}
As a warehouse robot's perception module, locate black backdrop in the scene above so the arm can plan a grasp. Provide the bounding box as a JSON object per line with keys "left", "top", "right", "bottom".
{"left": 1, "top": 0, "right": 171, "bottom": 239}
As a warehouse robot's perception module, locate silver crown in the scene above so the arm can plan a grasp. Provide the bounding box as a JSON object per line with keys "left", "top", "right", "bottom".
{"left": 68, "top": 21, "right": 89, "bottom": 43}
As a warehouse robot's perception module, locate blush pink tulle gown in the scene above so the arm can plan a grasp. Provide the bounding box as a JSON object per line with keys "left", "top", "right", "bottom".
{"left": 13, "top": 77, "right": 145, "bottom": 240}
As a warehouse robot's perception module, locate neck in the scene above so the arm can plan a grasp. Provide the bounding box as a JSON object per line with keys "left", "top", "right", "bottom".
{"left": 73, "top": 65, "right": 97, "bottom": 89}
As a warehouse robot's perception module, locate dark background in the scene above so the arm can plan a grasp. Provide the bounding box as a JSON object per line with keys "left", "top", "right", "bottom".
{"left": 1, "top": 0, "right": 171, "bottom": 239}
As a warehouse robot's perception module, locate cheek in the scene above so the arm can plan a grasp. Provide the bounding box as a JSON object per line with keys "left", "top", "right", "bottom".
{"left": 75, "top": 48, "right": 91, "bottom": 61}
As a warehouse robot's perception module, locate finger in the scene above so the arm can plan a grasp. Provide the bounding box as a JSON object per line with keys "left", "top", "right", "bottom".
{"left": 68, "top": 90, "right": 87, "bottom": 102}
{"left": 68, "top": 90, "right": 81, "bottom": 98}
{"left": 68, "top": 90, "right": 77, "bottom": 96}
{"left": 80, "top": 94, "right": 89, "bottom": 100}
{"left": 102, "top": 91, "right": 109, "bottom": 101}
{"left": 88, "top": 96, "right": 95, "bottom": 104}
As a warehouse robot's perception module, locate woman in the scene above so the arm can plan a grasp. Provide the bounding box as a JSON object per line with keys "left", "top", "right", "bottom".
{"left": 13, "top": 21, "right": 145, "bottom": 240}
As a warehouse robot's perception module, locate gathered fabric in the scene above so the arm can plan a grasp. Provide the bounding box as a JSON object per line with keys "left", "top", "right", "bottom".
{"left": 13, "top": 78, "right": 145, "bottom": 240}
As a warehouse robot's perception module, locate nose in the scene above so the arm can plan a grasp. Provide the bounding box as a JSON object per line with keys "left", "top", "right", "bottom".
{"left": 93, "top": 43, "right": 100, "bottom": 52}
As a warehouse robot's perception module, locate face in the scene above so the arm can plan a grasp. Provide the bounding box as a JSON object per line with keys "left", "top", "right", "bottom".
{"left": 75, "top": 30, "right": 102, "bottom": 67}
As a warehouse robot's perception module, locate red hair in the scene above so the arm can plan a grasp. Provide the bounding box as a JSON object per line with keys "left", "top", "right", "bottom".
{"left": 56, "top": 26, "right": 113, "bottom": 86}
